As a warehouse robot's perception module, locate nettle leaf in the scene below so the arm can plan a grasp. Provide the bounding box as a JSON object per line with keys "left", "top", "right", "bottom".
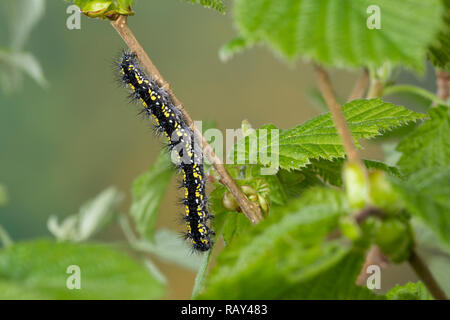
{"left": 428, "top": 0, "right": 450, "bottom": 70}
{"left": 392, "top": 166, "right": 450, "bottom": 247}
{"left": 229, "top": 0, "right": 444, "bottom": 69}
{"left": 130, "top": 152, "right": 174, "bottom": 241}
{"left": 397, "top": 105, "right": 450, "bottom": 176}
{"left": 233, "top": 99, "right": 424, "bottom": 171}
{"left": 184, "top": 0, "right": 226, "bottom": 14}
{"left": 197, "top": 188, "right": 379, "bottom": 299}
{"left": 386, "top": 282, "right": 432, "bottom": 300}
{"left": 0, "top": 240, "right": 165, "bottom": 299}
{"left": 282, "top": 249, "right": 383, "bottom": 299}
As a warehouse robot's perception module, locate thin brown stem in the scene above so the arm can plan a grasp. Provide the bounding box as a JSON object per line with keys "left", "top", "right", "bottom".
{"left": 347, "top": 69, "right": 369, "bottom": 102}
{"left": 313, "top": 64, "right": 362, "bottom": 166}
{"left": 367, "top": 78, "right": 384, "bottom": 99}
{"left": 111, "top": 15, "right": 262, "bottom": 224}
{"left": 409, "top": 250, "right": 447, "bottom": 300}
{"left": 435, "top": 70, "right": 449, "bottom": 106}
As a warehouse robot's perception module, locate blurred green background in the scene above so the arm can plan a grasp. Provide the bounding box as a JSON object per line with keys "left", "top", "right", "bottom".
{"left": 0, "top": 0, "right": 437, "bottom": 298}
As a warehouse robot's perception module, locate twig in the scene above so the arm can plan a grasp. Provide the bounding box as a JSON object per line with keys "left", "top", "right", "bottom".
{"left": 313, "top": 64, "right": 362, "bottom": 166}
{"left": 111, "top": 15, "right": 262, "bottom": 224}
{"left": 409, "top": 250, "right": 447, "bottom": 300}
{"left": 354, "top": 206, "right": 385, "bottom": 224}
{"left": 435, "top": 70, "right": 449, "bottom": 106}
{"left": 347, "top": 69, "right": 369, "bottom": 102}
{"left": 367, "top": 78, "right": 384, "bottom": 99}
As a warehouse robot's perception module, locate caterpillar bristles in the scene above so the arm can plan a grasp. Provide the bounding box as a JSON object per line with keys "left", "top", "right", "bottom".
{"left": 118, "top": 51, "right": 213, "bottom": 252}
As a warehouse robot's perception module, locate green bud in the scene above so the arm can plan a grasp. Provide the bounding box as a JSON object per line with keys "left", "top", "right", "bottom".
{"left": 257, "top": 194, "right": 269, "bottom": 214}
{"left": 339, "top": 216, "right": 361, "bottom": 241}
{"left": 368, "top": 170, "right": 399, "bottom": 211}
{"left": 343, "top": 162, "right": 369, "bottom": 209}
{"left": 81, "top": 1, "right": 111, "bottom": 18}
{"left": 375, "top": 218, "right": 414, "bottom": 263}
{"left": 241, "top": 185, "right": 257, "bottom": 196}
{"left": 241, "top": 119, "right": 255, "bottom": 137}
{"left": 222, "top": 191, "right": 240, "bottom": 212}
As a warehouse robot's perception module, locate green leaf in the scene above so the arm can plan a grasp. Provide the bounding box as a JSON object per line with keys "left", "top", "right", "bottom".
{"left": 397, "top": 105, "right": 450, "bottom": 176}
{"left": 386, "top": 282, "right": 432, "bottom": 300}
{"left": 197, "top": 188, "right": 370, "bottom": 299}
{"left": 0, "top": 240, "right": 166, "bottom": 299}
{"left": 233, "top": 99, "right": 424, "bottom": 171}
{"left": 428, "top": 0, "right": 450, "bottom": 70}
{"left": 135, "top": 229, "right": 203, "bottom": 271}
{"left": 231, "top": 0, "right": 444, "bottom": 69}
{"left": 219, "top": 36, "right": 250, "bottom": 62}
{"left": 281, "top": 249, "right": 383, "bottom": 299}
{"left": 69, "top": 0, "right": 134, "bottom": 18}
{"left": 392, "top": 166, "right": 450, "bottom": 247}
{"left": 1, "top": 0, "right": 45, "bottom": 50}
{"left": 222, "top": 212, "right": 253, "bottom": 245}
{"left": 48, "top": 187, "right": 124, "bottom": 242}
{"left": 130, "top": 152, "right": 174, "bottom": 241}
{"left": 0, "top": 50, "right": 48, "bottom": 92}
{"left": 184, "top": 0, "right": 226, "bottom": 14}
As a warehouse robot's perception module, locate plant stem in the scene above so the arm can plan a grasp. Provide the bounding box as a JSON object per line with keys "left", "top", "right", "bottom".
{"left": 111, "top": 15, "right": 262, "bottom": 224}
{"left": 409, "top": 250, "right": 447, "bottom": 300}
{"left": 435, "top": 70, "right": 449, "bottom": 105}
{"left": 367, "top": 78, "right": 384, "bottom": 99}
{"left": 313, "top": 64, "right": 362, "bottom": 166}
{"left": 383, "top": 85, "right": 446, "bottom": 106}
{"left": 191, "top": 247, "right": 214, "bottom": 298}
{"left": 347, "top": 69, "right": 369, "bottom": 102}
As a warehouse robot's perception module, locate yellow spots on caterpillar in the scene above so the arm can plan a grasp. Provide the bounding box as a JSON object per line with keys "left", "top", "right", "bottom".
{"left": 151, "top": 95, "right": 157, "bottom": 101}
{"left": 151, "top": 114, "right": 160, "bottom": 125}
{"left": 128, "top": 83, "right": 135, "bottom": 91}
{"left": 135, "top": 74, "right": 143, "bottom": 84}
{"left": 140, "top": 98, "right": 147, "bottom": 108}
{"left": 121, "top": 68, "right": 125, "bottom": 75}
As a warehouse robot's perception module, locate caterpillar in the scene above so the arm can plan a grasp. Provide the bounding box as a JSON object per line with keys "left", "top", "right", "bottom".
{"left": 119, "top": 52, "right": 213, "bottom": 251}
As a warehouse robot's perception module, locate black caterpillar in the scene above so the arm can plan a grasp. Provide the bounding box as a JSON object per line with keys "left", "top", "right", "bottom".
{"left": 119, "top": 52, "right": 213, "bottom": 251}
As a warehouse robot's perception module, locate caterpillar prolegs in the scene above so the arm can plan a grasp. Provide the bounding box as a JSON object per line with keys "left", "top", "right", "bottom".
{"left": 119, "top": 52, "right": 213, "bottom": 251}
